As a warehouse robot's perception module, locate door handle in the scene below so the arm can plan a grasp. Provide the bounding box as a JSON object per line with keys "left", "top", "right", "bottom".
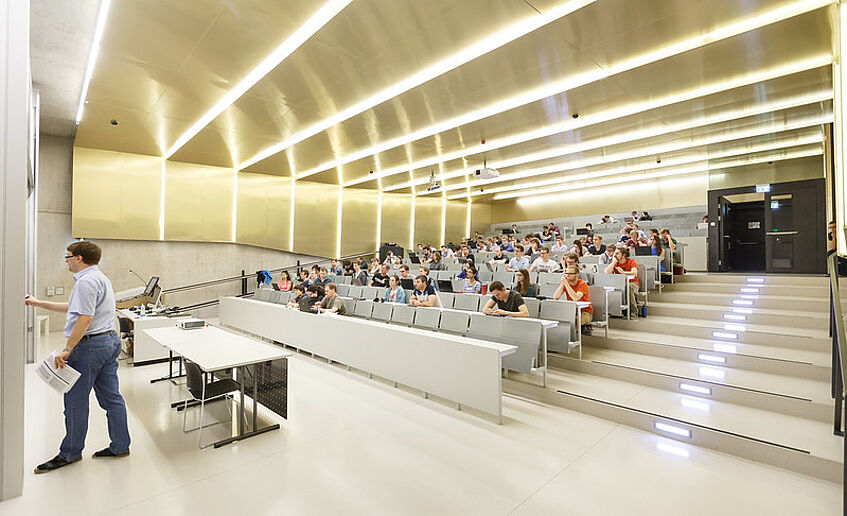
{"left": 766, "top": 231, "right": 798, "bottom": 236}
{"left": 737, "top": 242, "right": 759, "bottom": 245}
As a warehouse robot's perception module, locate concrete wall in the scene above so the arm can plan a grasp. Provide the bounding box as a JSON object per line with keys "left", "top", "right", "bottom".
{"left": 37, "top": 136, "right": 318, "bottom": 330}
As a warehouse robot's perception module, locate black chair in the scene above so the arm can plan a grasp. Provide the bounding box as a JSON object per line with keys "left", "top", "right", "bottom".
{"left": 117, "top": 317, "right": 133, "bottom": 359}
{"left": 182, "top": 361, "right": 242, "bottom": 449}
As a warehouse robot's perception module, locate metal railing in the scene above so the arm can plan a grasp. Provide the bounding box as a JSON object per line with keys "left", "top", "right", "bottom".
{"left": 159, "top": 251, "right": 374, "bottom": 314}
{"left": 827, "top": 251, "right": 846, "bottom": 515}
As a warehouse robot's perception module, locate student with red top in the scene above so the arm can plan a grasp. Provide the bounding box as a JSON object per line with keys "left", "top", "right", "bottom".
{"left": 604, "top": 246, "right": 642, "bottom": 317}
{"left": 553, "top": 266, "right": 593, "bottom": 334}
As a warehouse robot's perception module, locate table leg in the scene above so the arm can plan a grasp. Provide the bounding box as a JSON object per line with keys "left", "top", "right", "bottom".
{"left": 151, "top": 351, "right": 186, "bottom": 384}
{"left": 252, "top": 363, "right": 258, "bottom": 431}
{"left": 213, "top": 364, "right": 280, "bottom": 449}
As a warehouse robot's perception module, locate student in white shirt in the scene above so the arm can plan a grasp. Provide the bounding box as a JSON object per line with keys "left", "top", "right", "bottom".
{"left": 529, "top": 247, "right": 558, "bottom": 273}
{"left": 507, "top": 244, "right": 530, "bottom": 272}
{"left": 551, "top": 236, "right": 568, "bottom": 253}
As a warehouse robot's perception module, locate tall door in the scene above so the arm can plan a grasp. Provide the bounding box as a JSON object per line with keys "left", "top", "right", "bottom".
{"left": 727, "top": 201, "right": 765, "bottom": 272}
{"left": 764, "top": 180, "right": 826, "bottom": 274}
{"left": 715, "top": 196, "right": 733, "bottom": 272}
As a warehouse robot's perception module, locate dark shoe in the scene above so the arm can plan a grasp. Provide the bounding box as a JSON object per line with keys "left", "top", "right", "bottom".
{"left": 92, "top": 447, "right": 130, "bottom": 458}
{"left": 34, "top": 455, "right": 80, "bottom": 474}
{"left": 582, "top": 325, "right": 592, "bottom": 335}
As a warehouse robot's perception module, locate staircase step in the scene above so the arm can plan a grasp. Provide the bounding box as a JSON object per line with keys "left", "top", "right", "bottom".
{"left": 585, "top": 330, "right": 830, "bottom": 380}
{"left": 647, "top": 301, "right": 827, "bottom": 330}
{"left": 654, "top": 291, "right": 829, "bottom": 311}
{"left": 677, "top": 273, "right": 829, "bottom": 287}
{"left": 610, "top": 315, "right": 829, "bottom": 350}
{"left": 666, "top": 282, "right": 829, "bottom": 298}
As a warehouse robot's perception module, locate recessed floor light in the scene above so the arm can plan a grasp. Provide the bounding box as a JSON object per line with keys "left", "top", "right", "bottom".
{"left": 723, "top": 314, "right": 747, "bottom": 321}
{"left": 655, "top": 422, "right": 692, "bottom": 438}
{"left": 712, "top": 331, "right": 738, "bottom": 339}
{"left": 680, "top": 383, "right": 712, "bottom": 395}
{"left": 698, "top": 353, "right": 727, "bottom": 364}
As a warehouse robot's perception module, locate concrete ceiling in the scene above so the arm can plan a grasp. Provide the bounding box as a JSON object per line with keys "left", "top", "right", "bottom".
{"left": 30, "top": 0, "right": 99, "bottom": 137}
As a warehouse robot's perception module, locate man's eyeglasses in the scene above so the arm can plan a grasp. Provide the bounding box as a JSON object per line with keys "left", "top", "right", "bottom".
{"left": 63, "top": 255, "right": 75, "bottom": 260}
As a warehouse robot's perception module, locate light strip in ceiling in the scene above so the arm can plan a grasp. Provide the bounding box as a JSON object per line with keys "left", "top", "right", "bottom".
{"left": 445, "top": 113, "right": 831, "bottom": 199}
{"left": 457, "top": 130, "right": 825, "bottom": 200}
{"left": 75, "top": 0, "right": 113, "bottom": 123}
{"left": 397, "top": 90, "right": 833, "bottom": 193}
{"left": 351, "top": 53, "right": 832, "bottom": 188}
{"left": 501, "top": 146, "right": 823, "bottom": 201}
{"left": 238, "top": 0, "right": 596, "bottom": 171}
{"left": 164, "top": 0, "right": 353, "bottom": 158}
{"left": 305, "top": 0, "right": 832, "bottom": 185}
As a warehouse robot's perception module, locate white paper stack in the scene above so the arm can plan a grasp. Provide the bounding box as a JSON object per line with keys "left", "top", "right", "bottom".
{"left": 35, "top": 352, "right": 81, "bottom": 394}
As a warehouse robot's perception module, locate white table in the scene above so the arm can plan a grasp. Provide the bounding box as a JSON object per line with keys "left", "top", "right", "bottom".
{"left": 117, "top": 309, "right": 190, "bottom": 365}
{"left": 141, "top": 325, "right": 292, "bottom": 448}
{"left": 219, "top": 297, "right": 517, "bottom": 421}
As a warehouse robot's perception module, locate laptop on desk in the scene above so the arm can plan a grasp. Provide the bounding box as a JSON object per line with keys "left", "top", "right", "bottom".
{"left": 409, "top": 254, "right": 421, "bottom": 264}
{"left": 271, "top": 283, "right": 281, "bottom": 291}
{"left": 437, "top": 280, "right": 454, "bottom": 293}
{"left": 400, "top": 278, "right": 414, "bottom": 290}
{"left": 634, "top": 246, "right": 653, "bottom": 256}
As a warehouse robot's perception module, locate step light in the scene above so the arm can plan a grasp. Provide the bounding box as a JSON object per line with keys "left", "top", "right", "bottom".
{"left": 656, "top": 441, "right": 690, "bottom": 458}
{"left": 746, "top": 277, "right": 765, "bottom": 284}
{"left": 723, "top": 323, "right": 746, "bottom": 332}
{"left": 655, "top": 422, "right": 691, "bottom": 438}
{"left": 711, "top": 331, "right": 738, "bottom": 339}
{"left": 732, "top": 307, "right": 753, "bottom": 314}
{"left": 713, "top": 343, "right": 738, "bottom": 354}
{"left": 699, "top": 367, "right": 726, "bottom": 379}
{"left": 739, "top": 288, "right": 760, "bottom": 293}
{"left": 732, "top": 300, "right": 754, "bottom": 306}
{"left": 740, "top": 295, "right": 759, "bottom": 299}
{"left": 698, "top": 353, "right": 727, "bottom": 364}
{"left": 681, "top": 398, "right": 711, "bottom": 412}
{"left": 679, "top": 383, "right": 712, "bottom": 395}
{"left": 723, "top": 314, "right": 747, "bottom": 321}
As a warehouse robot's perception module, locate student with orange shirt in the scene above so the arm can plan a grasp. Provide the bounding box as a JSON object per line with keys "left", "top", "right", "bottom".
{"left": 553, "top": 266, "right": 593, "bottom": 334}
{"left": 604, "top": 246, "right": 642, "bottom": 317}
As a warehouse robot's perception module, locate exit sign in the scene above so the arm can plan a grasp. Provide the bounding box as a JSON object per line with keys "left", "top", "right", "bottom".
{"left": 755, "top": 184, "right": 771, "bottom": 193}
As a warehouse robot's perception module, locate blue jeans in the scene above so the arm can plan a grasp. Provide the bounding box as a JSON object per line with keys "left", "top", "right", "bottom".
{"left": 59, "top": 332, "right": 130, "bottom": 460}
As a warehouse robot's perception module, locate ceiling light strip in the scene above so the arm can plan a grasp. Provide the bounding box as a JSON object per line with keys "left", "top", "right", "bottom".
{"left": 307, "top": 0, "right": 831, "bottom": 184}
{"left": 407, "top": 91, "right": 832, "bottom": 194}
{"left": 239, "top": 0, "right": 596, "bottom": 171}
{"left": 498, "top": 146, "right": 823, "bottom": 200}
{"left": 165, "top": 0, "right": 353, "bottom": 158}
{"left": 356, "top": 53, "right": 832, "bottom": 188}
{"left": 75, "top": 0, "right": 113, "bottom": 123}
{"left": 446, "top": 117, "right": 829, "bottom": 199}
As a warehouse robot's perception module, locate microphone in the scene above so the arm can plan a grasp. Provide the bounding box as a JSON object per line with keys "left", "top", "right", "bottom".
{"left": 129, "top": 269, "right": 147, "bottom": 285}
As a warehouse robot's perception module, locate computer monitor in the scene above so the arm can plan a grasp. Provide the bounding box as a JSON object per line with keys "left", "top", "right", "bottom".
{"left": 409, "top": 254, "right": 421, "bottom": 264}
{"left": 634, "top": 246, "right": 653, "bottom": 256}
{"left": 437, "top": 280, "right": 454, "bottom": 293}
{"left": 142, "top": 276, "right": 159, "bottom": 298}
{"left": 501, "top": 228, "right": 512, "bottom": 235}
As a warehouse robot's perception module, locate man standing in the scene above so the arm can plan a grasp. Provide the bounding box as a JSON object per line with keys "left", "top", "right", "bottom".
{"left": 26, "top": 241, "right": 130, "bottom": 473}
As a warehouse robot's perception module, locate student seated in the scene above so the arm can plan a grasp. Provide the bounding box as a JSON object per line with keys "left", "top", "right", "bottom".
{"left": 551, "top": 236, "right": 568, "bottom": 253}
{"left": 514, "top": 268, "right": 538, "bottom": 298}
{"left": 587, "top": 235, "right": 606, "bottom": 255}
{"left": 277, "top": 270, "right": 293, "bottom": 291}
{"left": 641, "top": 211, "right": 653, "bottom": 221}
{"left": 418, "top": 265, "right": 437, "bottom": 290}
{"left": 630, "top": 210, "right": 640, "bottom": 221}
{"left": 317, "top": 283, "right": 347, "bottom": 315}
{"left": 529, "top": 246, "right": 558, "bottom": 273}
{"left": 286, "top": 284, "right": 305, "bottom": 308}
{"left": 571, "top": 239, "right": 586, "bottom": 257}
{"left": 428, "top": 251, "right": 447, "bottom": 271}
{"left": 554, "top": 266, "right": 593, "bottom": 335}
{"left": 561, "top": 252, "right": 588, "bottom": 281}
{"left": 482, "top": 281, "right": 529, "bottom": 318}
{"left": 297, "top": 268, "right": 310, "bottom": 285}
{"left": 599, "top": 243, "right": 616, "bottom": 266}
{"left": 329, "top": 259, "right": 343, "bottom": 275}
{"left": 584, "top": 223, "right": 594, "bottom": 238}
{"left": 508, "top": 224, "right": 519, "bottom": 234}
{"left": 625, "top": 229, "right": 647, "bottom": 248}
{"left": 489, "top": 247, "right": 507, "bottom": 264}
{"left": 649, "top": 234, "right": 667, "bottom": 272}
{"left": 410, "top": 275, "right": 438, "bottom": 307}
{"left": 441, "top": 245, "right": 455, "bottom": 258}
{"left": 540, "top": 227, "right": 553, "bottom": 242}
{"left": 303, "top": 285, "right": 324, "bottom": 312}
{"left": 371, "top": 264, "right": 390, "bottom": 287}
{"left": 457, "top": 245, "right": 474, "bottom": 264}
{"left": 463, "top": 266, "right": 482, "bottom": 294}
{"left": 661, "top": 228, "right": 677, "bottom": 253}
{"left": 399, "top": 264, "right": 412, "bottom": 280}
{"left": 604, "top": 247, "right": 642, "bottom": 317}
{"left": 500, "top": 238, "right": 515, "bottom": 252}
{"left": 600, "top": 215, "right": 615, "bottom": 224}
{"left": 507, "top": 244, "right": 530, "bottom": 272}
{"left": 456, "top": 259, "right": 476, "bottom": 279}
{"left": 351, "top": 260, "right": 368, "bottom": 286}
{"left": 384, "top": 275, "right": 408, "bottom": 304}
{"left": 312, "top": 267, "right": 331, "bottom": 287}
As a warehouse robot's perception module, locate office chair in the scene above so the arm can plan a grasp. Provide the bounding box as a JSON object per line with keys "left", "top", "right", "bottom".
{"left": 182, "top": 361, "right": 242, "bottom": 449}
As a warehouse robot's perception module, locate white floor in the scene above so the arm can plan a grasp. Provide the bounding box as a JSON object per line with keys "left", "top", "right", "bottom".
{"left": 0, "top": 331, "right": 841, "bottom": 516}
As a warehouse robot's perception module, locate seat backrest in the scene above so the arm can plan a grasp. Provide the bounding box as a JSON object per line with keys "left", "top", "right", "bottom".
{"left": 466, "top": 312, "right": 503, "bottom": 340}
{"left": 412, "top": 307, "right": 441, "bottom": 330}
{"left": 362, "top": 286, "right": 382, "bottom": 299}
{"left": 523, "top": 297, "right": 540, "bottom": 318}
{"left": 500, "top": 319, "right": 543, "bottom": 374}
{"left": 348, "top": 285, "right": 364, "bottom": 299}
{"left": 371, "top": 302, "right": 393, "bottom": 322}
{"left": 341, "top": 297, "right": 356, "bottom": 313}
{"left": 269, "top": 291, "right": 282, "bottom": 304}
{"left": 588, "top": 286, "right": 608, "bottom": 317}
{"left": 118, "top": 316, "right": 132, "bottom": 333}
{"left": 353, "top": 299, "right": 374, "bottom": 318}
{"left": 336, "top": 284, "right": 350, "bottom": 296}
{"left": 493, "top": 271, "right": 514, "bottom": 286}
{"left": 254, "top": 289, "right": 271, "bottom": 302}
{"left": 389, "top": 303, "right": 414, "bottom": 326}
{"left": 451, "top": 279, "right": 465, "bottom": 293}
{"left": 593, "top": 273, "right": 626, "bottom": 291}
{"left": 184, "top": 361, "right": 205, "bottom": 399}
{"left": 478, "top": 270, "right": 493, "bottom": 282}
{"left": 539, "top": 281, "right": 559, "bottom": 298}
{"left": 539, "top": 299, "right": 578, "bottom": 323}
{"left": 438, "top": 292, "right": 456, "bottom": 308}
{"left": 276, "top": 291, "right": 292, "bottom": 304}
{"left": 453, "top": 293, "right": 481, "bottom": 311}
{"left": 438, "top": 309, "right": 470, "bottom": 335}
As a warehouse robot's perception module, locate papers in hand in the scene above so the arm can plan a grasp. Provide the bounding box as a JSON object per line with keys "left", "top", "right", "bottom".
{"left": 35, "top": 352, "right": 81, "bottom": 394}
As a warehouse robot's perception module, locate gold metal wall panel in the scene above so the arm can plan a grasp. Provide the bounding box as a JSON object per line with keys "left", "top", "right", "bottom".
{"left": 708, "top": 155, "right": 824, "bottom": 190}
{"left": 340, "top": 188, "right": 380, "bottom": 257}
{"left": 491, "top": 174, "right": 708, "bottom": 223}
{"left": 72, "top": 147, "right": 160, "bottom": 240}
{"left": 379, "top": 192, "right": 413, "bottom": 249}
{"left": 470, "top": 202, "right": 493, "bottom": 236}
{"left": 164, "top": 161, "right": 234, "bottom": 242}
{"left": 293, "top": 181, "right": 339, "bottom": 258}
{"left": 444, "top": 201, "right": 467, "bottom": 245}
{"left": 236, "top": 173, "right": 291, "bottom": 251}
{"left": 413, "top": 196, "right": 443, "bottom": 247}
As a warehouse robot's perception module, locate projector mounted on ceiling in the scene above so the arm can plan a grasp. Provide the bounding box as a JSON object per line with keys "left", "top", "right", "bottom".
{"left": 474, "top": 167, "right": 499, "bottom": 180}
{"left": 426, "top": 170, "right": 440, "bottom": 192}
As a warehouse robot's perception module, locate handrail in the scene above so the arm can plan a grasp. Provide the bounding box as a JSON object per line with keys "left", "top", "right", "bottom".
{"left": 161, "top": 251, "right": 373, "bottom": 294}
{"left": 826, "top": 251, "right": 847, "bottom": 516}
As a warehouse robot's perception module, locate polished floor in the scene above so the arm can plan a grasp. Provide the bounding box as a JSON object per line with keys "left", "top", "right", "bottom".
{"left": 0, "top": 331, "right": 840, "bottom": 516}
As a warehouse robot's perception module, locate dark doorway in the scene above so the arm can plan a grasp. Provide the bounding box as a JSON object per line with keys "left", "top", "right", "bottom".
{"left": 726, "top": 200, "right": 765, "bottom": 272}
